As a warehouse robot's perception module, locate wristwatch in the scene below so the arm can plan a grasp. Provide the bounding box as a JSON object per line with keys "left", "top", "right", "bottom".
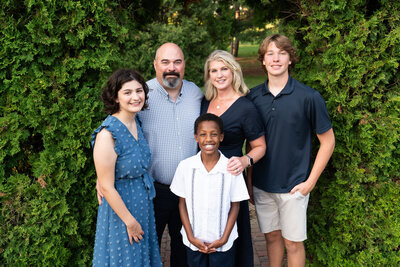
{"left": 245, "top": 154, "right": 253, "bottom": 167}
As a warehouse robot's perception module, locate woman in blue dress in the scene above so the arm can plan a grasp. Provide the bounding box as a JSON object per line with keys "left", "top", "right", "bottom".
{"left": 91, "top": 69, "right": 162, "bottom": 267}
{"left": 201, "top": 50, "right": 266, "bottom": 267}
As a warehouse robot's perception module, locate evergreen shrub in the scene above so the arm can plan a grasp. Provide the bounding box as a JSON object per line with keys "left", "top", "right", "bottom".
{"left": 0, "top": 1, "right": 212, "bottom": 265}
{"left": 288, "top": 0, "right": 400, "bottom": 265}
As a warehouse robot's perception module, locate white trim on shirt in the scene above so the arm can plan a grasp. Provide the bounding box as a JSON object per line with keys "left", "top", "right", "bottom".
{"left": 170, "top": 151, "right": 250, "bottom": 252}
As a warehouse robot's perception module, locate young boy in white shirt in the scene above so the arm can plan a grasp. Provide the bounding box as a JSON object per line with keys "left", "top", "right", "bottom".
{"left": 170, "top": 113, "right": 250, "bottom": 267}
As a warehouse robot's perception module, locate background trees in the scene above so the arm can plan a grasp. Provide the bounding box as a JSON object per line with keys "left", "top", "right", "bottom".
{"left": 291, "top": 1, "right": 400, "bottom": 265}
{"left": 1, "top": 0, "right": 399, "bottom": 265}
{"left": 0, "top": 1, "right": 212, "bottom": 265}
{"left": 0, "top": 1, "right": 133, "bottom": 265}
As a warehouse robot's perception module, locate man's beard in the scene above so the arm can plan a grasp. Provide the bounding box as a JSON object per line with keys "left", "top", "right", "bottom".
{"left": 162, "top": 72, "right": 180, "bottom": 89}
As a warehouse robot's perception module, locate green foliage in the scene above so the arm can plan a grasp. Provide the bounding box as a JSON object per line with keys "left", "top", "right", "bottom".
{"left": 283, "top": 0, "right": 400, "bottom": 265}
{"left": 0, "top": 0, "right": 214, "bottom": 265}
{"left": 2, "top": 0, "right": 399, "bottom": 265}
{"left": 175, "top": 0, "right": 237, "bottom": 49}
{"left": 245, "top": 0, "right": 298, "bottom": 26}
{"left": 127, "top": 16, "right": 214, "bottom": 87}
{"left": 0, "top": 1, "right": 127, "bottom": 265}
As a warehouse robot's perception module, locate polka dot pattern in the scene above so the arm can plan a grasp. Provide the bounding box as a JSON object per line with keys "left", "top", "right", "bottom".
{"left": 92, "top": 116, "right": 162, "bottom": 267}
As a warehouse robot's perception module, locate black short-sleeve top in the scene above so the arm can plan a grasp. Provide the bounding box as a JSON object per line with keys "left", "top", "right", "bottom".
{"left": 201, "top": 96, "right": 265, "bottom": 158}
{"left": 247, "top": 76, "right": 332, "bottom": 193}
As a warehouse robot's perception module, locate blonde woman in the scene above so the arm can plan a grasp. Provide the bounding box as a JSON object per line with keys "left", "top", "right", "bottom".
{"left": 201, "top": 50, "right": 266, "bottom": 267}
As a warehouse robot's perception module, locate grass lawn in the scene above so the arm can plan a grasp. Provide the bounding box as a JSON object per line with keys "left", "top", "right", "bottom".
{"left": 244, "top": 75, "right": 265, "bottom": 89}
{"left": 237, "top": 43, "right": 259, "bottom": 58}
{"left": 235, "top": 43, "right": 265, "bottom": 88}
{"left": 221, "top": 43, "right": 265, "bottom": 89}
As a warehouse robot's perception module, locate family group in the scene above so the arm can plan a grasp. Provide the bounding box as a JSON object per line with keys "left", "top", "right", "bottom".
{"left": 91, "top": 34, "right": 335, "bottom": 267}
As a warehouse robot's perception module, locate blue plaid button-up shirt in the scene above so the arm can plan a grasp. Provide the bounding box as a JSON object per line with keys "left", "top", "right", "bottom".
{"left": 138, "top": 78, "right": 203, "bottom": 185}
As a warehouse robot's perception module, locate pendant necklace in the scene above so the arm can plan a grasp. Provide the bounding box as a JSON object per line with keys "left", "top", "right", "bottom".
{"left": 215, "top": 95, "right": 232, "bottom": 109}
{"left": 215, "top": 99, "right": 221, "bottom": 109}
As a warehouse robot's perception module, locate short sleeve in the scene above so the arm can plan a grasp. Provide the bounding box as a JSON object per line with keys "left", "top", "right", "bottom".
{"left": 170, "top": 161, "right": 187, "bottom": 198}
{"left": 91, "top": 116, "right": 122, "bottom": 155}
{"left": 230, "top": 174, "right": 250, "bottom": 202}
{"left": 241, "top": 100, "right": 265, "bottom": 142}
{"left": 308, "top": 91, "right": 332, "bottom": 134}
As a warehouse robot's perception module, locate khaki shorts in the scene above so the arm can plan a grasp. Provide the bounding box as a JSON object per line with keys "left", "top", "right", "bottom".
{"left": 253, "top": 186, "right": 309, "bottom": 242}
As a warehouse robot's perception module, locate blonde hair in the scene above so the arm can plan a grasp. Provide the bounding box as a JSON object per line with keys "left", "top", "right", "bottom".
{"left": 204, "top": 50, "right": 249, "bottom": 101}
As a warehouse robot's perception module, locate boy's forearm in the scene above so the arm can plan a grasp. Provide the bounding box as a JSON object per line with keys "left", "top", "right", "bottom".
{"left": 220, "top": 202, "right": 240, "bottom": 244}
{"left": 178, "top": 197, "right": 195, "bottom": 240}
{"left": 179, "top": 197, "right": 209, "bottom": 252}
{"left": 291, "top": 128, "right": 335, "bottom": 195}
{"left": 307, "top": 128, "right": 335, "bottom": 187}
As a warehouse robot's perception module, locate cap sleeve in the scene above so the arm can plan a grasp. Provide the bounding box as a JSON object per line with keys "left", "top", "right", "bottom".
{"left": 241, "top": 99, "right": 265, "bottom": 142}
{"left": 91, "top": 116, "right": 122, "bottom": 155}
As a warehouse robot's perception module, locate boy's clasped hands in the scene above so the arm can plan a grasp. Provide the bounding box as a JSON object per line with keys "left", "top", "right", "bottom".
{"left": 189, "top": 236, "right": 227, "bottom": 254}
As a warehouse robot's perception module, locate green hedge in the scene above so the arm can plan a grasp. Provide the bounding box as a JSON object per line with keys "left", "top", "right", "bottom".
{"left": 0, "top": 1, "right": 134, "bottom": 265}
{"left": 0, "top": 1, "right": 212, "bottom": 265}
{"left": 286, "top": 0, "right": 400, "bottom": 265}
{"left": 1, "top": 0, "right": 399, "bottom": 266}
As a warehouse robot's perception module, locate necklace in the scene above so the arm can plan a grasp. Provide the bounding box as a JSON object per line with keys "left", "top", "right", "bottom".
{"left": 214, "top": 94, "right": 237, "bottom": 110}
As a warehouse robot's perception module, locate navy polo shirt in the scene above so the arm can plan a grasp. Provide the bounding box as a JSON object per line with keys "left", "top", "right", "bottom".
{"left": 247, "top": 76, "right": 332, "bottom": 193}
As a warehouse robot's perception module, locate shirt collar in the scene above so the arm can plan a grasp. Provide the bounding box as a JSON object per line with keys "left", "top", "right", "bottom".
{"left": 262, "top": 75, "right": 295, "bottom": 96}
{"left": 193, "top": 151, "right": 228, "bottom": 174}
{"left": 154, "top": 79, "right": 184, "bottom": 100}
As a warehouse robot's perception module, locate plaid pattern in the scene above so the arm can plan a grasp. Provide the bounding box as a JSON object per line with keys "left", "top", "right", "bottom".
{"left": 138, "top": 78, "right": 203, "bottom": 185}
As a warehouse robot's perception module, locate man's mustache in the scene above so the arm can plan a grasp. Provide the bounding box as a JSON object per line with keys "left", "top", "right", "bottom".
{"left": 163, "top": 72, "right": 180, "bottom": 78}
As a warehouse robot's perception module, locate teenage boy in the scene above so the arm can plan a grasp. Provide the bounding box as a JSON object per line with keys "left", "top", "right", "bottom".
{"left": 170, "top": 113, "right": 249, "bottom": 267}
{"left": 247, "top": 34, "right": 335, "bottom": 267}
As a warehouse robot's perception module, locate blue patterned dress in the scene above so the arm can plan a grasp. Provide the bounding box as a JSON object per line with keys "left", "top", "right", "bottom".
{"left": 91, "top": 115, "right": 162, "bottom": 267}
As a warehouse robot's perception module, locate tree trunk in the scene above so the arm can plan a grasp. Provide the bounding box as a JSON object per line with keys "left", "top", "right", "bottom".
{"left": 232, "top": 36, "right": 239, "bottom": 57}
{"left": 231, "top": 6, "right": 240, "bottom": 57}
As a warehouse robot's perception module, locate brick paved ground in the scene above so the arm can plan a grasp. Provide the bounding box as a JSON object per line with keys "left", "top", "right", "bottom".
{"left": 160, "top": 203, "right": 287, "bottom": 267}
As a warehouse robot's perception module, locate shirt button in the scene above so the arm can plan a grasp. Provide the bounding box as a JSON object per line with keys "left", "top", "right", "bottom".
{"left": 272, "top": 107, "right": 275, "bottom": 111}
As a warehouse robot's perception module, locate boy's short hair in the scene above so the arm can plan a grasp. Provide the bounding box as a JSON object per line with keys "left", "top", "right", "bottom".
{"left": 258, "top": 34, "right": 299, "bottom": 73}
{"left": 194, "top": 113, "right": 224, "bottom": 134}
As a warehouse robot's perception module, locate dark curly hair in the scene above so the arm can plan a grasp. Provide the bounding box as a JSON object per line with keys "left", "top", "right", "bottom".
{"left": 194, "top": 113, "right": 224, "bottom": 134}
{"left": 101, "top": 69, "right": 149, "bottom": 114}
{"left": 258, "top": 34, "right": 299, "bottom": 73}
